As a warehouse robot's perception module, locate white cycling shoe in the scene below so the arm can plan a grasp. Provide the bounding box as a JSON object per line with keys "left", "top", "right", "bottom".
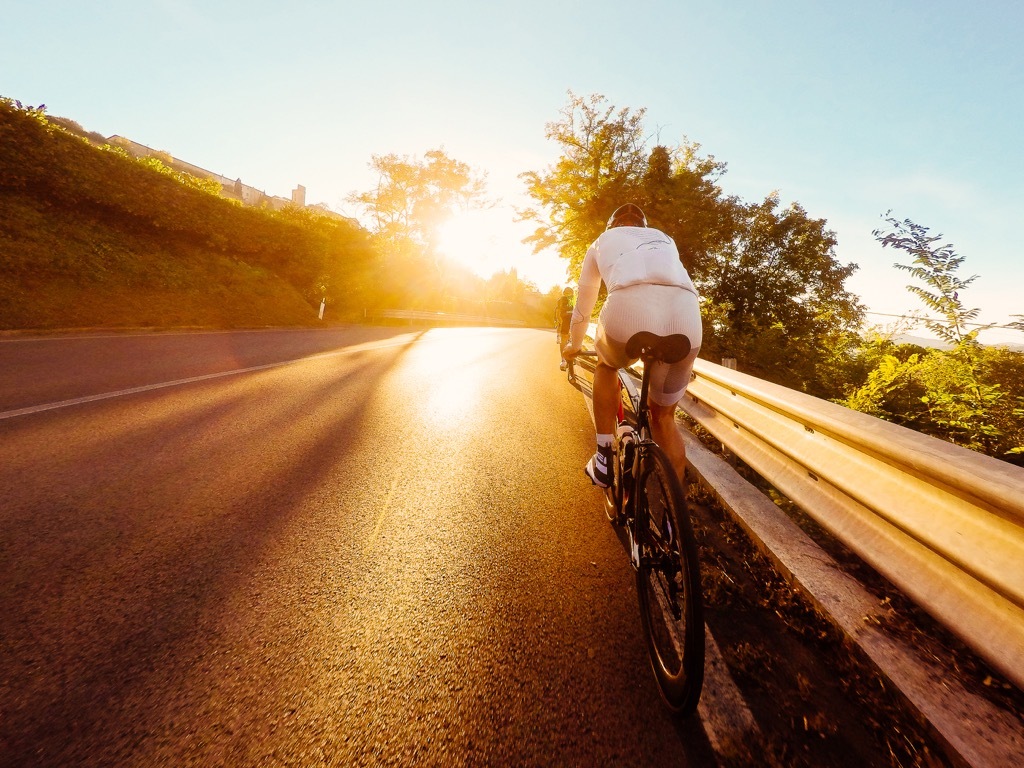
{"left": 585, "top": 445, "right": 614, "bottom": 488}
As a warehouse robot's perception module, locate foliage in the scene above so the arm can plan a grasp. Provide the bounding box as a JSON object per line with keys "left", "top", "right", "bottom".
{"left": 874, "top": 214, "right": 992, "bottom": 345}
{"left": 46, "top": 114, "right": 107, "bottom": 144}
{"left": 843, "top": 343, "right": 1024, "bottom": 460}
{"left": 977, "top": 348, "right": 1024, "bottom": 457}
{"left": 135, "top": 154, "right": 225, "bottom": 196}
{"left": 347, "top": 149, "right": 488, "bottom": 252}
{"left": 344, "top": 148, "right": 552, "bottom": 315}
{"left": 841, "top": 216, "right": 1024, "bottom": 462}
{"left": 520, "top": 91, "right": 864, "bottom": 395}
{"left": 843, "top": 352, "right": 923, "bottom": 419}
{"left": 641, "top": 143, "right": 744, "bottom": 277}
{"left": 699, "top": 194, "right": 863, "bottom": 394}
{"left": 518, "top": 92, "right": 651, "bottom": 270}
{"left": 0, "top": 97, "right": 379, "bottom": 321}
{"left": 0, "top": 191, "right": 319, "bottom": 329}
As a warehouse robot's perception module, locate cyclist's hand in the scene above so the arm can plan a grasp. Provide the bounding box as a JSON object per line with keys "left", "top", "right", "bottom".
{"left": 562, "top": 344, "right": 580, "bottom": 360}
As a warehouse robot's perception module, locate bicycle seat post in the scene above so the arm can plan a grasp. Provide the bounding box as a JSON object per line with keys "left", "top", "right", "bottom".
{"left": 636, "top": 350, "right": 655, "bottom": 437}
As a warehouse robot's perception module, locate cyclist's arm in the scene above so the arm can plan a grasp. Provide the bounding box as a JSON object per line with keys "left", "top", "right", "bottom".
{"left": 568, "top": 245, "right": 601, "bottom": 351}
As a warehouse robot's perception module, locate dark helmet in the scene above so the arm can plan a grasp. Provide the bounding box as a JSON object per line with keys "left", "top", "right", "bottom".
{"left": 606, "top": 203, "right": 647, "bottom": 230}
{"left": 562, "top": 286, "right": 574, "bottom": 296}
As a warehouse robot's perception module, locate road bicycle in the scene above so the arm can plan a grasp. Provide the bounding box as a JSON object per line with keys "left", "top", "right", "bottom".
{"left": 568, "top": 333, "right": 705, "bottom": 715}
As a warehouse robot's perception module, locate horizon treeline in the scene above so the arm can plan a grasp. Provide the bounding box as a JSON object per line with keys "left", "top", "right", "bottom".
{"left": 0, "top": 98, "right": 553, "bottom": 326}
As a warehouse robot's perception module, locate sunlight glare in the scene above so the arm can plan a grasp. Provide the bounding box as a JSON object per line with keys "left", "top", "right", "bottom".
{"left": 436, "top": 208, "right": 566, "bottom": 290}
{"left": 417, "top": 330, "right": 485, "bottom": 425}
{"left": 437, "top": 209, "right": 505, "bottom": 278}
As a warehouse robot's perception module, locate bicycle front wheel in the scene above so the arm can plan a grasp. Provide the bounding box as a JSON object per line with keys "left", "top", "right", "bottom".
{"left": 634, "top": 443, "right": 704, "bottom": 715}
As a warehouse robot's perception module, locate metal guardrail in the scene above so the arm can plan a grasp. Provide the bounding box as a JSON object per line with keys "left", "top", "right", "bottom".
{"left": 677, "top": 358, "right": 1024, "bottom": 690}
{"left": 366, "top": 309, "right": 526, "bottom": 327}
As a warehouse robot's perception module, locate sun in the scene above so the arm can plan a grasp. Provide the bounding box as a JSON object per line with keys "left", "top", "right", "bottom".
{"left": 436, "top": 206, "right": 568, "bottom": 290}
{"left": 436, "top": 209, "right": 506, "bottom": 278}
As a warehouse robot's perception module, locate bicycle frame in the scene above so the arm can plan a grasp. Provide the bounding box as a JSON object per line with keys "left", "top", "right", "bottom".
{"left": 616, "top": 365, "right": 657, "bottom": 569}
{"left": 571, "top": 352, "right": 656, "bottom": 568}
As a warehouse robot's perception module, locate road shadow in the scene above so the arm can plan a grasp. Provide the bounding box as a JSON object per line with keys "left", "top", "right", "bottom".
{"left": 0, "top": 330, "right": 431, "bottom": 766}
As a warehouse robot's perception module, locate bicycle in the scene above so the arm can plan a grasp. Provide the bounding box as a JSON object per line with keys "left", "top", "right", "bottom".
{"left": 567, "top": 333, "right": 705, "bottom": 715}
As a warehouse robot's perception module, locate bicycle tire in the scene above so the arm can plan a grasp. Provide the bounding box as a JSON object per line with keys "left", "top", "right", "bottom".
{"left": 634, "top": 443, "right": 704, "bottom": 715}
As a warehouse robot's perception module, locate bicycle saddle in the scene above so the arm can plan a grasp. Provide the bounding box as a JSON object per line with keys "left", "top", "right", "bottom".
{"left": 625, "top": 332, "right": 692, "bottom": 364}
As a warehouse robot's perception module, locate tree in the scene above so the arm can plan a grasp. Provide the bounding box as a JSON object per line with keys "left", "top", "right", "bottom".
{"left": 348, "top": 148, "right": 488, "bottom": 253}
{"left": 699, "top": 195, "right": 864, "bottom": 394}
{"left": 520, "top": 92, "right": 864, "bottom": 394}
{"left": 873, "top": 214, "right": 992, "bottom": 346}
{"left": 347, "top": 149, "right": 490, "bottom": 309}
{"left": 518, "top": 92, "right": 650, "bottom": 273}
{"left": 842, "top": 215, "right": 1024, "bottom": 461}
{"left": 639, "top": 143, "right": 744, "bottom": 276}
{"left": 519, "top": 92, "right": 745, "bottom": 275}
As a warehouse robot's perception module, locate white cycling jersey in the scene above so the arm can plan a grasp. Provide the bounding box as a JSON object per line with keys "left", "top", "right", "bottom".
{"left": 567, "top": 225, "right": 702, "bottom": 406}
{"left": 569, "top": 226, "right": 697, "bottom": 350}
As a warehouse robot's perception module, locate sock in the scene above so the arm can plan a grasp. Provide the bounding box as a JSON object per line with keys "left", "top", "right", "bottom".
{"left": 596, "top": 433, "right": 613, "bottom": 448}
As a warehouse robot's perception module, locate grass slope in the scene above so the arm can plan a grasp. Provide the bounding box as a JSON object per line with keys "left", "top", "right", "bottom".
{"left": 1, "top": 194, "right": 318, "bottom": 330}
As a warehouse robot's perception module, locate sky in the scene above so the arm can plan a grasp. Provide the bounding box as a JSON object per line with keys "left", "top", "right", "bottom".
{"left": 4, "top": 0, "right": 1022, "bottom": 345}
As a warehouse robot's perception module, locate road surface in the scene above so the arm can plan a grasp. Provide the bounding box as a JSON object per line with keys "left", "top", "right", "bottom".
{"left": 0, "top": 326, "right": 715, "bottom": 766}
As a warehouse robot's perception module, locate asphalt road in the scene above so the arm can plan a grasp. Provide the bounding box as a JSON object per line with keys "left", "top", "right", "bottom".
{"left": 0, "top": 326, "right": 715, "bottom": 767}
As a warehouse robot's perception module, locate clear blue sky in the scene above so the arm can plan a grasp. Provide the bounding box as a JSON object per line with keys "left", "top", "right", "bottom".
{"left": 4, "top": 0, "right": 1022, "bottom": 344}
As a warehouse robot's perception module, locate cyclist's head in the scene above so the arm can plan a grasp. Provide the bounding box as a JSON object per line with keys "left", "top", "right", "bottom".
{"left": 562, "top": 286, "right": 574, "bottom": 296}
{"left": 606, "top": 203, "right": 647, "bottom": 230}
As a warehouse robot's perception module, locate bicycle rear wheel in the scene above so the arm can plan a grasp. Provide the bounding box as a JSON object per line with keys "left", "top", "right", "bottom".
{"left": 634, "top": 443, "right": 704, "bottom": 715}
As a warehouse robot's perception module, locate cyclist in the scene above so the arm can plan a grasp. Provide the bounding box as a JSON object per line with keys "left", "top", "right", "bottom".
{"left": 555, "top": 286, "right": 575, "bottom": 370}
{"left": 563, "top": 203, "right": 702, "bottom": 487}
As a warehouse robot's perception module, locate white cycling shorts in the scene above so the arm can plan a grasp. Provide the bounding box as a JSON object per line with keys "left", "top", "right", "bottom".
{"left": 595, "top": 284, "right": 703, "bottom": 407}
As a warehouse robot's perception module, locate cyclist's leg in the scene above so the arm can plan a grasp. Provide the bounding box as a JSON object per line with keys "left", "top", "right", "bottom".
{"left": 646, "top": 287, "right": 703, "bottom": 481}
{"left": 593, "top": 322, "right": 630, "bottom": 434}
{"left": 592, "top": 361, "right": 619, "bottom": 434}
{"left": 649, "top": 402, "right": 687, "bottom": 481}
{"left": 558, "top": 322, "right": 571, "bottom": 360}
{"left": 583, "top": 323, "right": 631, "bottom": 486}
{"left": 648, "top": 345, "right": 699, "bottom": 482}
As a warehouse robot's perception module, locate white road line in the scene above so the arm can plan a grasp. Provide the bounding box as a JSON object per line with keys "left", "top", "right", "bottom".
{"left": 364, "top": 475, "right": 402, "bottom": 556}
{"left": 0, "top": 327, "right": 354, "bottom": 343}
{"left": 0, "top": 337, "right": 416, "bottom": 422}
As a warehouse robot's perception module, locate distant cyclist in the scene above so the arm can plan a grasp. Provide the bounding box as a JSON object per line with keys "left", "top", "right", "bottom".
{"left": 555, "top": 286, "right": 575, "bottom": 370}
{"left": 563, "top": 204, "right": 702, "bottom": 486}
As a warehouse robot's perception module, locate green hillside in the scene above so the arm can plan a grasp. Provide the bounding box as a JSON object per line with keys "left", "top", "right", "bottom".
{"left": 0, "top": 98, "right": 377, "bottom": 331}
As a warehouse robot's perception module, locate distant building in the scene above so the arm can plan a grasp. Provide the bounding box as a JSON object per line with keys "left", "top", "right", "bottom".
{"left": 107, "top": 135, "right": 309, "bottom": 213}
